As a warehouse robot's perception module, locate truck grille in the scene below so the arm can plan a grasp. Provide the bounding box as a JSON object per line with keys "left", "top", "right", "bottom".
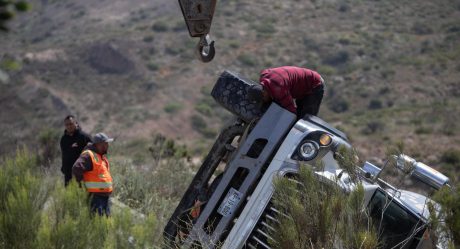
{"left": 244, "top": 202, "right": 285, "bottom": 249}
{"left": 245, "top": 177, "right": 300, "bottom": 249}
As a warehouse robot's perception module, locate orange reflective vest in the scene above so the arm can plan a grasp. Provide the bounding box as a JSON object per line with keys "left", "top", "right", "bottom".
{"left": 82, "top": 150, "right": 113, "bottom": 193}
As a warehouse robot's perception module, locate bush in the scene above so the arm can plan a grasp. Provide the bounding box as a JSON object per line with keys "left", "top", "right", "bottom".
{"left": 165, "top": 46, "right": 182, "bottom": 56}
{"left": 431, "top": 186, "right": 460, "bottom": 246}
{"left": 146, "top": 61, "right": 159, "bottom": 71}
{"left": 36, "top": 181, "right": 109, "bottom": 249}
{"left": 0, "top": 58, "right": 22, "bottom": 71}
{"left": 191, "top": 114, "right": 207, "bottom": 131}
{"left": 252, "top": 23, "right": 276, "bottom": 35}
{"left": 237, "top": 54, "right": 257, "bottom": 67}
{"left": 368, "top": 99, "right": 383, "bottom": 110}
{"left": 0, "top": 146, "right": 181, "bottom": 249}
{"left": 142, "top": 35, "right": 154, "bottom": 43}
{"left": 152, "top": 21, "right": 168, "bottom": 32}
{"left": 172, "top": 20, "right": 186, "bottom": 32}
{"left": 0, "top": 0, "right": 30, "bottom": 31}
{"left": 38, "top": 128, "right": 60, "bottom": 167}
{"left": 112, "top": 136, "right": 192, "bottom": 242}
{"left": 338, "top": 3, "right": 350, "bottom": 12}
{"left": 271, "top": 165, "right": 378, "bottom": 249}
{"left": 0, "top": 149, "right": 50, "bottom": 249}
{"left": 328, "top": 97, "right": 349, "bottom": 113}
{"left": 362, "top": 121, "right": 385, "bottom": 135}
{"left": 195, "top": 102, "right": 213, "bottom": 116}
{"left": 412, "top": 22, "right": 433, "bottom": 35}
{"left": 37, "top": 181, "right": 158, "bottom": 249}
{"left": 440, "top": 149, "right": 460, "bottom": 165}
{"left": 414, "top": 126, "right": 433, "bottom": 134}
{"left": 228, "top": 41, "right": 240, "bottom": 49}
{"left": 190, "top": 114, "right": 216, "bottom": 138}
{"left": 322, "top": 50, "right": 349, "bottom": 66}
{"left": 164, "top": 102, "right": 182, "bottom": 114}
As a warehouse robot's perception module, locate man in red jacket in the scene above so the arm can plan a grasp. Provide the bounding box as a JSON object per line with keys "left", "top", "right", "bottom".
{"left": 248, "top": 66, "right": 325, "bottom": 118}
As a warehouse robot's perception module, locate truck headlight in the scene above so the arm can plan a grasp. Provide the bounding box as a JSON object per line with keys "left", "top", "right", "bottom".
{"left": 298, "top": 141, "right": 319, "bottom": 161}
{"left": 319, "top": 134, "right": 332, "bottom": 146}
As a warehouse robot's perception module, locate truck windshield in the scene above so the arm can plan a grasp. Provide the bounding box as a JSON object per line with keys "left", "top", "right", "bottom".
{"left": 368, "top": 190, "right": 425, "bottom": 249}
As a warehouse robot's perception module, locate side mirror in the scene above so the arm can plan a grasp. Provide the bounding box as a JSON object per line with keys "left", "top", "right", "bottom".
{"left": 395, "top": 154, "right": 449, "bottom": 190}
{"left": 362, "top": 161, "right": 382, "bottom": 181}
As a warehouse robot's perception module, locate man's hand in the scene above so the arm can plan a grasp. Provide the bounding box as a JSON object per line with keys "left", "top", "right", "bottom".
{"left": 71, "top": 142, "right": 78, "bottom": 148}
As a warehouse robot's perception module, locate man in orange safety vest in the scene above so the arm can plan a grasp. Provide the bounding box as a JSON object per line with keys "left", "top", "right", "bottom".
{"left": 73, "top": 132, "right": 114, "bottom": 216}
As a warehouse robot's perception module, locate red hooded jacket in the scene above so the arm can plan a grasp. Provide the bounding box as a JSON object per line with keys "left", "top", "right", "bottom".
{"left": 260, "top": 66, "right": 323, "bottom": 113}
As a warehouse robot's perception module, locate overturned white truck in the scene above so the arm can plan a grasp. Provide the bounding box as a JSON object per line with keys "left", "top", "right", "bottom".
{"left": 163, "top": 71, "right": 450, "bottom": 249}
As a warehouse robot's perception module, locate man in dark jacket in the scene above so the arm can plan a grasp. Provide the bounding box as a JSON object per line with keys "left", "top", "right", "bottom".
{"left": 60, "top": 115, "right": 92, "bottom": 186}
{"left": 248, "top": 66, "right": 325, "bottom": 118}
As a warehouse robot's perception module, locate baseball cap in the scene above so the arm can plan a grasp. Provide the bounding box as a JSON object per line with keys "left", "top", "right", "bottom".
{"left": 93, "top": 133, "right": 114, "bottom": 144}
{"left": 247, "top": 84, "right": 264, "bottom": 103}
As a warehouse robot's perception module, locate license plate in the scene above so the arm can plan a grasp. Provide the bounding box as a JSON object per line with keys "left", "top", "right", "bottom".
{"left": 217, "top": 188, "right": 243, "bottom": 217}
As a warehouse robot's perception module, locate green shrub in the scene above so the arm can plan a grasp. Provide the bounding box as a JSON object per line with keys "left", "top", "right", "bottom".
{"left": 322, "top": 50, "right": 349, "bottom": 66}
{"left": 0, "top": 0, "right": 30, "bottom": 31}
{"left": 380, "top": 69, "right": 395, "bottom": 79}
{"left": 201, "top": 128, "right": 217, "bottom": 138}
{"left": 146, "top": 61, "right": 159, "bottom": 71}
{"left": 71, "top": 10, "right": 85, "bottom": 19}
{"left": 195, "top": 102, "right": 213, "bottom": 115}
{"left": 328, "top": 97, "right": 349, "bottom": 113}
{"left": 412, "top": 22, "right": 433, "bottom": 35}
{"left": 271, "top": 165, "right": 378, "bottom": 249}
{"left": 38, "top": 128, "right": 60, "bottom": 167}
{"left": 191, "top": 114, "right": 207, "bottom": 130}
{"left": 431, "top": 186, "right": 460, "bottom": 246}
{"left": 252, "top": 23, "right": 276, "bottom": 35}
{"left": 237, "top": 54, "right": 257, "bottom": 67}
{"left": 368, "top": 99, "right": 383, "bottom": 110}
{"left": 36, "top": 181, "right": 110, "bottom": 249}
{"left": 0, "top": 147, "right": 170, "bottom": 247}
{"left": 142, "top": 35, "right": 154, "bottom": 43}
{"left": 440, "top": 149, "right": 460, "bottom": 165}
{"left": 172, "top": 20, "right": 186, "bottom": 32}
{"left": 37, "top": 181, "right": 158, "bottom": 249}
{"left": 164, "top": 102, "right": 182, "bottom": 114}
{"left": 414, "top": 126, "right": 433, "bottom": 135}
{"left": 362, "top": 121, "right": 385, "bottom": 135}
{"left": 111, "top": 136, "right": 192, "bottom": 243}
{"left": 151, "top": 21, "right": 168, "bottom": 32}
{"left": 165, "top": 46, "right": 182, "bottom": 56}
{"left": 0, "top": 149, "right": 50, "bottom": 249}
{"left": 0, "top": 58, "right": 22, "bottom": 71}
{"left": 315, "top": 64, "right": 336, "bottom": 75}
{"left": 228, "top": 41, "right": 240, "bottom": 49}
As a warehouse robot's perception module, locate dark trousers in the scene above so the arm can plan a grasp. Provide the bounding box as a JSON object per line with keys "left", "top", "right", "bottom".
{"left": 64, "top": 172, "right": 73, "bottom": 186}
{"left": 295, "top": 83, "right": 324, "bottom": 119}
{"left": 89, "top": 194, "right": 111, "bottom": 217}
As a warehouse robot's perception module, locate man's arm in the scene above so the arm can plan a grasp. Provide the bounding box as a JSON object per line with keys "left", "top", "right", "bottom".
{"left": 72, "top": 153, "right": 92, "bottom": 182}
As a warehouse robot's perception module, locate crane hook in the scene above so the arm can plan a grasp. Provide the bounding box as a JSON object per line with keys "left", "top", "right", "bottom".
{"left": 196, "top": 34, "right": 215, "bottom": 63}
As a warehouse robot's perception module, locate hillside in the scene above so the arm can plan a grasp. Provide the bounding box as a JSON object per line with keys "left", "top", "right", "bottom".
{"left": 0, "top": 0, "right": 459, "bottom": 179}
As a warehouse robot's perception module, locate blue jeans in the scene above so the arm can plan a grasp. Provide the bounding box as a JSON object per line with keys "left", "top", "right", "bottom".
{"left": 90, "top": 194, "right": 111, "bottom": 216}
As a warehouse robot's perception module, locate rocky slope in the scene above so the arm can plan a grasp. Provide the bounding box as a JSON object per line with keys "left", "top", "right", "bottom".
{"left": 0, "top": 0, "right": 459, "bottom": 179}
